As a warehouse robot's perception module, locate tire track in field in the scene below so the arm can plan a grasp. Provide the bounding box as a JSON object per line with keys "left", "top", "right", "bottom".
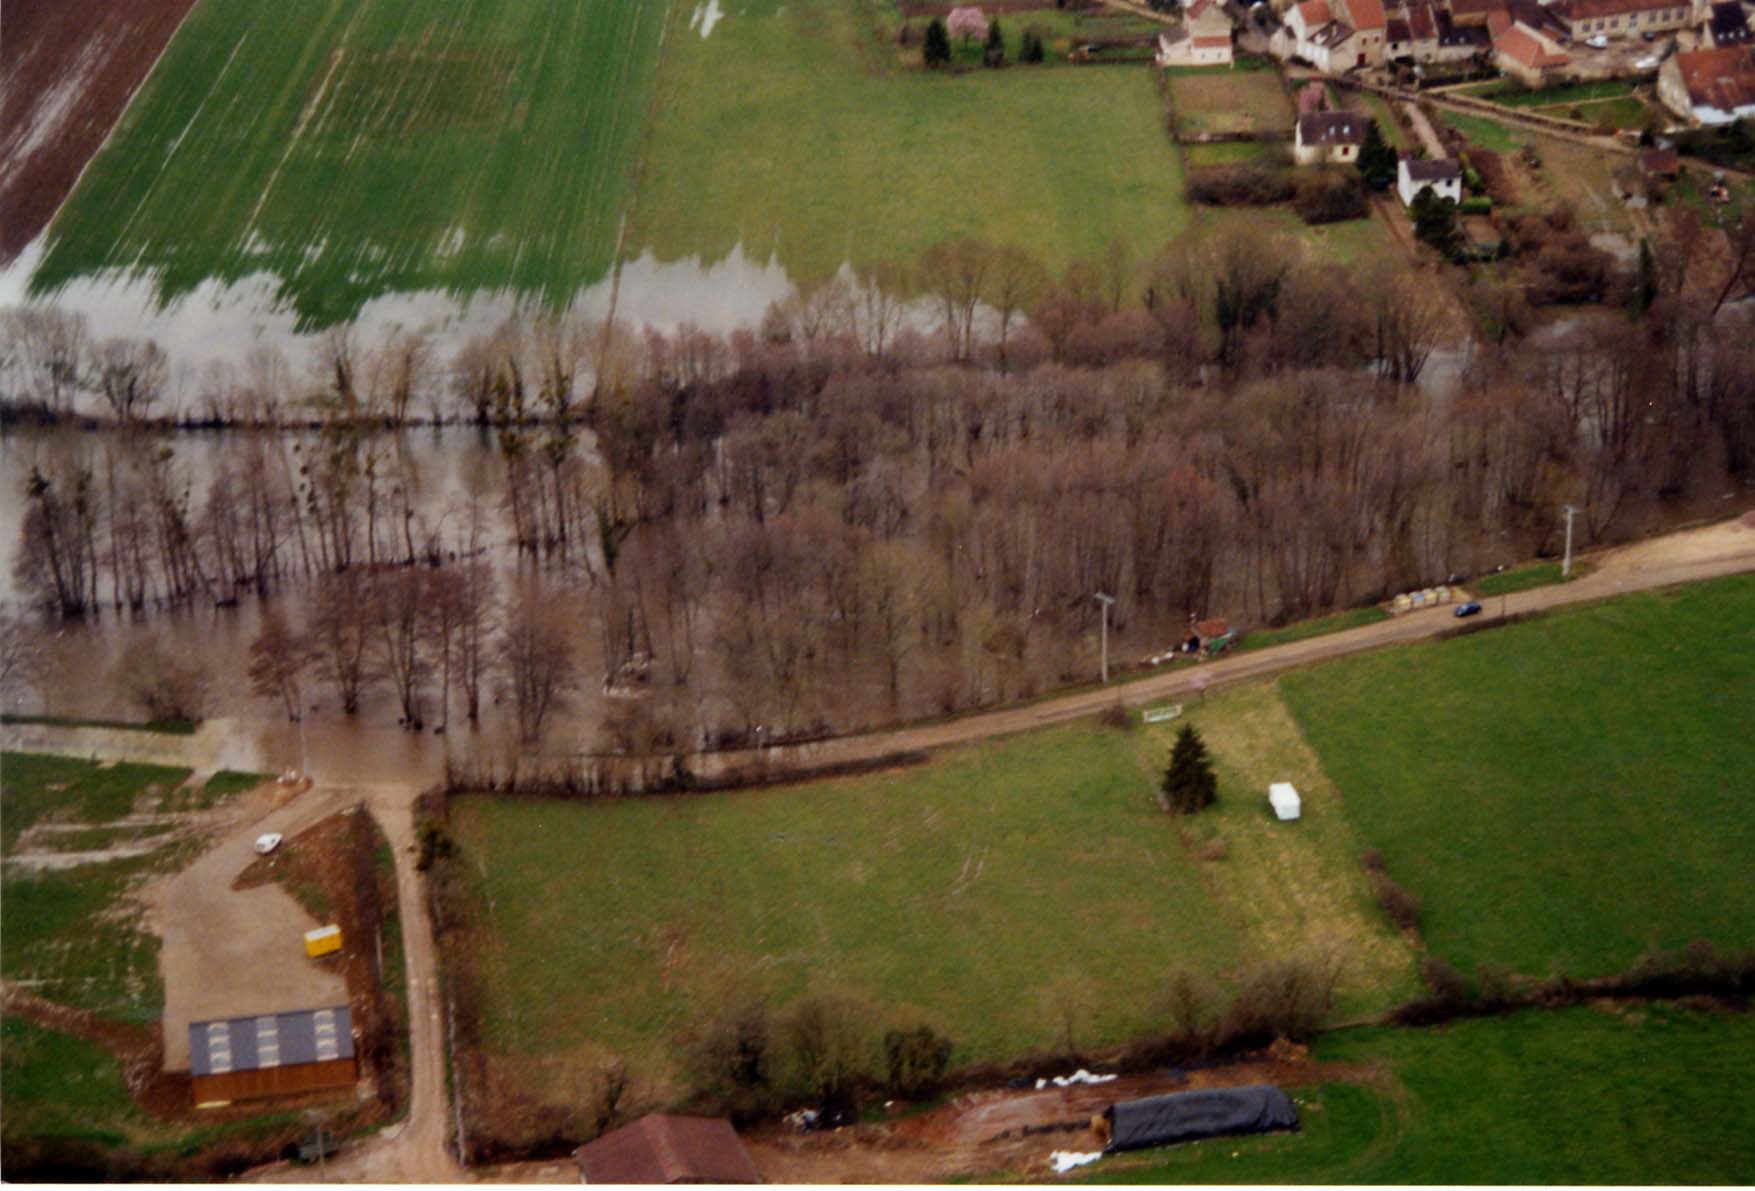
{"left": 241, "top": 3, "right": 365, "bottom": 245}
{"left": 110, "top": 28, "right": 250, "bottom": 256}
{"left": 601, "top": 0, "right": 680, "bottom": 329}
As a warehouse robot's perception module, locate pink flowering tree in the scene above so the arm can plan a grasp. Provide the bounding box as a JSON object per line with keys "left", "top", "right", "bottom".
{"left": 947, "top": 5, "right": 987, "bottom": 44}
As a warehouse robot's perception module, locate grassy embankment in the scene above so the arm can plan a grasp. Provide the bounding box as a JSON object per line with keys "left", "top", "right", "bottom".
{"left": 2, "top": 713, "right": 197, "bottom": 735}
{"left": 31, "top": 0, "right": 668, "bottom": 325}
{"left": 1083, "top": 1002, "right": 1755, "bottom": 1185}
{"left": 629, "top": 0, "right": 1192, "bottom": 287}
{"left": 1282, "top": 573, "right": 1755, "bottom": 979}
{"left": 448, "top": 677, "right": 1417, "bottom": 1102}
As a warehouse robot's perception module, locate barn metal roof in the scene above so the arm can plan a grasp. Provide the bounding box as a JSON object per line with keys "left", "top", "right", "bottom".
{"left": 188, "top": 1005, "right": 353, "bottom": 1076}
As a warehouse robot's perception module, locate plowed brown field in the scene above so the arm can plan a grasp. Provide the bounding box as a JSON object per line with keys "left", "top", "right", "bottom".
{"left": 0, "top": 0, "right": 198, "bottom": 264}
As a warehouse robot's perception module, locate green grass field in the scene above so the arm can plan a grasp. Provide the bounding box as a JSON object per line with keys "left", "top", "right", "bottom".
{"left": 1082, "top": 1003, "right": 1755, "bottom": 1185}
{"left": 1199, "top": 205, "right": 1395, "bottom": 268}
{"left": 1281, "top": 575, "right": 1755, "bottom": 980}
{"left": 449, "top": 693, "right": 1415, "bottom": 1096}
{"left": 0, "top": 1015, "right": 305, "bottom": 1168}
{"left": 628, "top": 0, "right": 1191, "bottom": 285}
{"left": 30, "top": 0, "right": 670, "bottom": 325}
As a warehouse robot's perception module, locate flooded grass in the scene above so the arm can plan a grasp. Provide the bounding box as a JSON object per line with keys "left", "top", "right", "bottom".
{"left": 28, "top": 0, "right": 669, "bottom": 326}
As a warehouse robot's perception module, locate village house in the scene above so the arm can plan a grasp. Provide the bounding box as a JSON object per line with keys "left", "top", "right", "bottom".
{"left": 1383, "top": 0, "right": 1493, "bottom": 63}
{"left": 1658, "top": 44, "right": 1755, "bottom": 122}
{"left": 1157, "top": 0, "right": 1237, "bottom": 65}
{"left": 1495, "top": 21, "right": 1573, "bottom": 84}
{"left": 1398, "top": 155, "right": 1463, "bottom": 204}
{"left": 1295, "top": 110, "right": 1370, "bottom": 161}
{"left": 1277, "top": 0, "right": 1391, "bottom": 70}
{"left": 1706, "top": 0, "right": 1753, "bottom": 46}
{"left": 1558, "top": 0, "right": 1698, "bottom": 42}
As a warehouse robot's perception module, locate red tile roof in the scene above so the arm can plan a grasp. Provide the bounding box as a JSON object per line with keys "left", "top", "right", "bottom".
{"left": 1406, "top": 0, "right": 1438, "bottom": 38}
{"left": 1496, "top": 23, "right": 1570, "bottom": 66}
{"left": 1340, "top": 0, "right": 1389, "bottom": 31}
{"left": 1674, "top": 46, "right": 1755, "bottom": 113}
{"left": 1450, "top": 0, "right": 1509, "bottom": 19}
{"left": 574, "top": 1116, "right": 762, "bottom": 1185}
{"left": 1296, "top": 0, "right": 1333, "bottom": 27}
{"left": 1192, "top": 33, "right": 1234, "bottom": 46}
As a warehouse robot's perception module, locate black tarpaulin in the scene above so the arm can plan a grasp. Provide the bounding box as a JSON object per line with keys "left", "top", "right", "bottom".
{"left": 1104, "top": 1084, "right": 1299, "bottom": 1152}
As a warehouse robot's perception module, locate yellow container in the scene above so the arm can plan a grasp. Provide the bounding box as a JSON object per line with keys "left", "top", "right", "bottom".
{"left": 304, "top": 924, "right": 342, "bottom": 958}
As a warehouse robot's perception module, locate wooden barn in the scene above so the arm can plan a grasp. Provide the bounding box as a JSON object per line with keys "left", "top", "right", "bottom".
{"left": 573, "top": 1114, "right": 762, "bottom": 1184}
{"left": 188, "top": 1005, "right": 356, "bottom": 1106}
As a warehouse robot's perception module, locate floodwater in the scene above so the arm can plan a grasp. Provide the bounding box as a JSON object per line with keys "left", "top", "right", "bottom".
{"left": 0, "top": 234, "right": 803, "bottom": 405}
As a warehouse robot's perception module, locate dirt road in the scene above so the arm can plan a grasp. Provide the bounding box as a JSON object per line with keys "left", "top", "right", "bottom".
{"left": 8, "top": 514, "right": 1750, "bottom": 1183}
{"left": 694, "top": 514, "right": 1755, "bottom": 781}
{"left": 243, "top": 780, "right": 460, "bottom": 1183}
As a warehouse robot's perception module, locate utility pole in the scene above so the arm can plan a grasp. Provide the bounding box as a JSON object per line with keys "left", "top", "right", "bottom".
{"left": 1094, "top": 593, "right": 1116, "bottom": 684}
{"left": 1562, "top": 504, "right": 1578, "bottom": 579}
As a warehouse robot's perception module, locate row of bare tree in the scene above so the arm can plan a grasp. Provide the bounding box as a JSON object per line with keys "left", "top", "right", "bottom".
{"left": 9, "top": 217, "right": 1754, "bottom": 743}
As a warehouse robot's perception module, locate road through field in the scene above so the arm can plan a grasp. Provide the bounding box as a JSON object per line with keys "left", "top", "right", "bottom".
{"left": 8, "top": 513, "right": 1751, "bottom": 1183}
{"left": 693, "top": 513, "right": 1755, "bottom": 781}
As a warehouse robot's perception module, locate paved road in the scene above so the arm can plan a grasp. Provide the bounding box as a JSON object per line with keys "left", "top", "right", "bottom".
{"left": 695, "top": 515, "right": 1755, "bottom": 780}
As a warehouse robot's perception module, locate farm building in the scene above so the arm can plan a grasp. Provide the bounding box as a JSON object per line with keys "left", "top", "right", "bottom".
{"left": 1659, "top": 46, "right": 1755, "bottom": 124}
{"left": 1398, "top": 156, "right": 1463, "bottom": 205}
{"left": 189, "top": 1005, "right": 355, "bottom": 1105}
{"left": 1101, "top": 1086, "right": 1300, "bottom": 1152}
{"left": 1295, "top": 111, "right": 1369, "bottom": 163}
{"left": 573, "top": 1114, "right": 762, "bottom": 1184}
{"left": 1494, "top": 23, "right": 1571, "bottom": 86}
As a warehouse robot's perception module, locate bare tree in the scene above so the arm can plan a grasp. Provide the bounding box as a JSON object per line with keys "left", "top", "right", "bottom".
{"left": 91, "top": 337, "right": 167, "bottom": 422}
{"left": 307, "top": 570, "right": 373, "bottom": 714}
{"left": 499, "top": 575, "right": 580, "bottom": 744}
{"left": 986, "top": 245, "right": 1048, "bottom": 370}
{"left": 921, "top": 237, "right": 994, "bottom": 362}
{"left": 248, "top": 604, "right": 310, "bottom": 720}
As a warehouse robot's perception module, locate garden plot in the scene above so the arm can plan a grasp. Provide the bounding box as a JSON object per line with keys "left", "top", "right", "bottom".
{"left": 1168, "top": 64, "right": 1295, "bottom": 139}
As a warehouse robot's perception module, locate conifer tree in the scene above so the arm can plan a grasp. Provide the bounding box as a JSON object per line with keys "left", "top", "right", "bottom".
{"left": 1161, "top": 723, "right": 1218, "bottom": 814}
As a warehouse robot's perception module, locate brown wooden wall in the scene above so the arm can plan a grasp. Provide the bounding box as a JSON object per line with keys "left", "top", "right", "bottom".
{"left": 191, "top": 1057, "right": 357, "bottom": 1104}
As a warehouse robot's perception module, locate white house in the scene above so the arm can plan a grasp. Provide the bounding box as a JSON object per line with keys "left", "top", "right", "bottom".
{"left": 1158, "top": 0, "right": 1236, "bottom": 65}
{"left": 1268, "top": 782, "right": 1302, "bottom": 821}
{"left": 1398, "top": 156, "right": 1462, "bottom": 206}
{"left": 1294, "top": 111, "right": 1369, "bottom": 164}
{"left": 1276, "top": 0, "right": 1390, "bottom": 70}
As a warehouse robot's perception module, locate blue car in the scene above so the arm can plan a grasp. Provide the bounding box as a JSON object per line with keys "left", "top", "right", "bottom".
{"left": 1454, "top": 601, "right": 1483, "bottom": 618}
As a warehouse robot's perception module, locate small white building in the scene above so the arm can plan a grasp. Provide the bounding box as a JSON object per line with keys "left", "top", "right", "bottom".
{"left": 1397, "top": 156, "right": 1463, "bottom": 206}
{"left": 1269, "top": 782, "right": 1302, "bottom": 821}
